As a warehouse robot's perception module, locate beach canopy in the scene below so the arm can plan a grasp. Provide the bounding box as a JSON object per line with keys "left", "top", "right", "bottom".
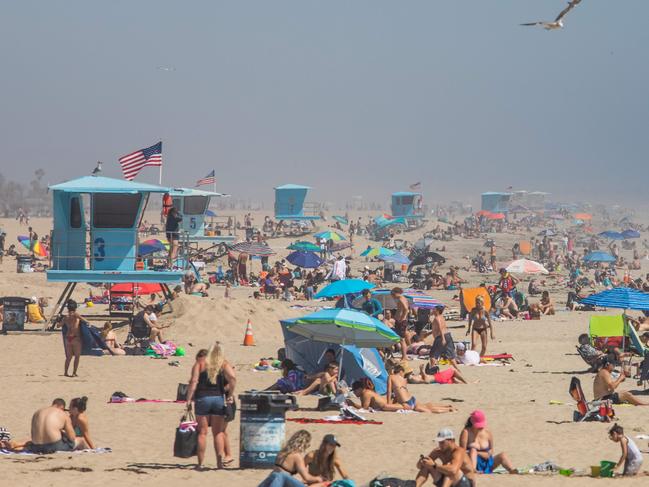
{"left": 315, "top": 279, "right": 375, "bottom": 298}
{"left": 378, "top": 251, "right": 411, "bottom": 266}
{"left": 17, "top": 236, "right": 48, "bottom": 257}
{"left": 622, "top": 229, "right": 640, "bottom": 239}
{"left": 505, "top": 258, "right": 549, "bottom": 275}
{"left": 286, "top": 308, "right": 399, "bottom": 348}
{"left": 286, "top": 251, "right": 323, "bottom": 269}
{"left": 314, "top": 231, "right": 345, "bottom": 242}
{"left": 230, "top": 241, "right": 275, "bottom": 256}
{"left": 580, "top": 288, "right": 649, "bottom": 311}
{"left": 360, "top": 246, "right": 394, "bottom": 258}
{"left": 110, "top": 282, "right": 163, "bottom": 295}
{"left": 598, "top": 231, "right": 624, "bottom": 240}
{"left": 583, "top": 251, "right": 615, "bottom": 263}
{"left": 287, "top": 241, "right": 321, "bottom": 252}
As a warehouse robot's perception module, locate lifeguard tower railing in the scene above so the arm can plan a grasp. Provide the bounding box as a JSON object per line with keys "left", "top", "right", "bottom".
{"left": 48, "top": 229, "right": 191, "bottom": 283}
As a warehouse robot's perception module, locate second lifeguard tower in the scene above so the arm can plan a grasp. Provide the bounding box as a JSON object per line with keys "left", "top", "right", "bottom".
{"left": 168, "top": 187, "right": 236, "bottom": 244}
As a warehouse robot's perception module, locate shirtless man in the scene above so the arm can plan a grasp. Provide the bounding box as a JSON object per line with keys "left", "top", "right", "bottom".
{"left": 430, "top": 306, "right": 459, "bottom": 370}
{"left": 416, "top": 428, "right": 475, "bottom": 487}
{"left": 30, "top": 398, "right": 77, "bottom": 454}
{"left": 387, "top": 365, "right": 455, "bottom": 414}
{"left": 63, "top": 300, "right": 82, "bottom": 377}
{"left": 593, "top": 356, "right": 648, "bottom": 406}
{"left": 391, "top": 287, "right": 410, "bottom": 356}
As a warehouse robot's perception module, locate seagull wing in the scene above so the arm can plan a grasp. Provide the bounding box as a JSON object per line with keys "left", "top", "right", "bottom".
{"left": 520, "top": 22, "right": 542, "bottom": 26}
{"left": 555, "top": 0, "right": 582, "bottom": 22}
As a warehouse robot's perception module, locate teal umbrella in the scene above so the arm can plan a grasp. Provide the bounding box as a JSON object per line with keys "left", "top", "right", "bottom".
{"left": 287, "top": 241, "right": 321, "bottom": 252}
{"left": 314, "top": 279, "right": 375, "bottom": 298}
{"left": 360, "top": 246, "right": 395, "bottom": 257}
{"left": 314, "top": 231, "right": 346, "bottom": 241}
{"left": 333, "top": 216, "right": 349, "bottom": 225}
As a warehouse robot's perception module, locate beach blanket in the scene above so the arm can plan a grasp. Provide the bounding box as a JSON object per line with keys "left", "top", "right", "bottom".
{"left": 484, "top": 353, "right": 514, "bottom": 361}
{"left": 147, "top": 341, "right": 177, "bottom": 357}
{"left": 109, "top": 397, "right": 183, "bottom": 404}
{"left": 0, "top": 447, "right": 112, "bottom": 456}
{"left": 287, "top": 418, "right": 382, "bottom": 425}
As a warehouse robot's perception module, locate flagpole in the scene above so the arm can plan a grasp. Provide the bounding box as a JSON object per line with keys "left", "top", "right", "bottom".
{"left": 159, "top": 164, "right": 162, "bottom": 185}
{"left": 213, "top": 170, "right": 216, "bottom": 193}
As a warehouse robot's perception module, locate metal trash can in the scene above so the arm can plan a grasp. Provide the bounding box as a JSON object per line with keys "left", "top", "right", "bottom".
{"left": 239, "top": 391, "right": 297, "bottom": 469}
{"left": 17, "top": 255, "right": 32, "bottom": 273}
{"left": 2, "top": 297, "right": 28, "bottom": 332}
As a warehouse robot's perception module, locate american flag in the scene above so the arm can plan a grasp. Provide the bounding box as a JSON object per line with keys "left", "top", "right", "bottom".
{"left": 196, "top": 170, "right": 216, "bottom": 187}
{"left": 409, "top": 182, "right": 422, "bottom": 191}
{"left": 118, "top": 142, "right": 162, "bottom": 181}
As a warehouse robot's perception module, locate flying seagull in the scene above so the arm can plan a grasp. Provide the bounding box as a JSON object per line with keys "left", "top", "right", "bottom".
{"left": 92, "top": 161, "right": 102, "bottom": 176}
{"left": 156, "top": 66, "right": 176, "bottom": 72}
{"left": 521, "top": 0, "right": 582, "bottom": 30}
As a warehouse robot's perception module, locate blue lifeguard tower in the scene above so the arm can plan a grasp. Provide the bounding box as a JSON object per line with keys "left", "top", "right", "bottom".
{"left": 47, "top": 175, "right": 185, "bottom": 322}
{"left": 169, "top": 188, "right": 235, "bottom": 244}
{"left": 481, "top": 192, "right": 511, "bottom": 214}
{"left": 390, "top": 192, "right": 424, "bottom": 228}
{"left": 274, "top": 184, "right": 320, "bottom": 221}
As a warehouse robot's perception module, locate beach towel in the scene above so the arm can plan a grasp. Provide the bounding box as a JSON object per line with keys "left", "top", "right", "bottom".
{"left": 148, "top": 341, "right": 177, "bottom": 357}
{"left": 287, "top": 418, "right": 382, "bottom": 425}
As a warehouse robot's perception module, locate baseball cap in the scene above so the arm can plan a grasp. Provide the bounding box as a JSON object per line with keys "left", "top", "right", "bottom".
{"left": 435, "top": 428, "right": 455, "bottom": 442}
{"left": 323, "top": 434, "right": 341, "bottom": 447}
{"left": 470, "top": 409, "right": 487, "bottom": 429}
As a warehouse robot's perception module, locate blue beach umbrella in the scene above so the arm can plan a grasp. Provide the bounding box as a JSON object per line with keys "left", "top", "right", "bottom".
{"left": 286, "top": 251, "right": 323, "bottom": 269}
{"left": 315, "top": 279, "right": 375, "bottom": 298}
{"left": 378, "top": 251, "right": 411, "bottom": 266}
{"left": 579, "top": 288, "right": 649, "bottom": 311}
{"left": 598, "top": 231, "right": 624, "bottom": 240}
{"left": 622, "top": 229, "right": 641, "bottom": 239}
{"left": 583, "top": 251, "right": 616, "bottom": 263}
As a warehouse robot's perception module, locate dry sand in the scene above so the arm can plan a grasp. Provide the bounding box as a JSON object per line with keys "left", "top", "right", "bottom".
{"left": 1, "top": 213, "right": 649, "bottom": 486}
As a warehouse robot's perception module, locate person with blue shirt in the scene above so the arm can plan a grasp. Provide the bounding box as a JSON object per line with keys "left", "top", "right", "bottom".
{"left": 359, "top": 289, "right": 383, "bottom": 318}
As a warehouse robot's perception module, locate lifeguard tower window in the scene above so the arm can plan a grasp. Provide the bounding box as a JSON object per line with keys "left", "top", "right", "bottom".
{"left": 400, "top": 195, "right": 414, "bottom": 205}
{"left": 92, "top": 193, "right": 142, "bottom": 228}
{"left": 183, "top": 196, "right": 209, "bottom": 215}
{"left": 70, "top": 197, "right": 82, "bottom": 228}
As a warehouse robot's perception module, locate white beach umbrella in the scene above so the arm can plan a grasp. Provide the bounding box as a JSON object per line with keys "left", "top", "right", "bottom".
{"left": 505, "top": 258, "right": 549, "bottom": 275}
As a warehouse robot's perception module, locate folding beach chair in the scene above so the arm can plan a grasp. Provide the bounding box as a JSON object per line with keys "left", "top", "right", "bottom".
{"left": 126, "top": 311, "right": 151, "bottom": 346}
{"left": 569, "top": 377, "right": 614, "bottom": 422}
{"left": 624, "top": 320, "right": 649, "bottom": 389}
{"left": 575, "top": 346, "right": 602, "bottom": 372}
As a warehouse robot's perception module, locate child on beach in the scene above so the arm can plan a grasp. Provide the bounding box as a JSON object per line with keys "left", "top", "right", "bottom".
{"left": 608, "top": 424, "right": 643, "bottom": 476}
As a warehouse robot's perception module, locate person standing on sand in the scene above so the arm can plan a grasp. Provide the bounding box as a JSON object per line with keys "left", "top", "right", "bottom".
{"left": 430, "top": 305, "right": 459, "bottom": 370}
{"left": 63, "top": 300, "right": 82, "bottom": 377}
{"left": 391, "top": 287, "right": 410, "bottom": 357}
{"left": 165, "top": 207, "right": 182, "bottom": 268}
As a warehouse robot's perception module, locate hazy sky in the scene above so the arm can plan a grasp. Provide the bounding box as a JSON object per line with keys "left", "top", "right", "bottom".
{"left": 1, "top": 1, "right": 648, "bottom": 208}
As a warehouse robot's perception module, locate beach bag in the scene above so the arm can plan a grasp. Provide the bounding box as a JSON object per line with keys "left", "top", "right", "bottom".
{"left": 225, "top": 399, "right": 237, "bottom": 422}
{"left": 176, "top": 383, "right": 189, "bottom": 402}
{"left": 173, "top": 411, "right": 198, "bottom": 458}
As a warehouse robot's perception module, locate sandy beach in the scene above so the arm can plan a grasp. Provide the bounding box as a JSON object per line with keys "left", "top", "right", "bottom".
{"left": 1, "top": 212, "right": 649, "bottom": 487}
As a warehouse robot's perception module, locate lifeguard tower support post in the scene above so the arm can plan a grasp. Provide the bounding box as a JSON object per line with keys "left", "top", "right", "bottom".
{"left": 390, "top": 192, "right": 424, "bottom": 228}
{"left": 169, "top": 188, "right": 236, "bottom": 244}
{"left": 47, "top": 175, "right": 185, "bottom": 322}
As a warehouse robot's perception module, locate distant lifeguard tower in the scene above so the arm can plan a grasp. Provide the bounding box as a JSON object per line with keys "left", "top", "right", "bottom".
{"left": 274, "top": 184, "right": 321, "bottom": 221}
{"left": 481, "top": 192, "right": 512, "bottom": 214}
{"left": 390, "top": 191, "right": 424, "bottom": 228}
{"left": 47, "top": 175, "right": 185, "bottom": 322}
{"left": 168, "top": 188, "right": 236, "bottom": 244}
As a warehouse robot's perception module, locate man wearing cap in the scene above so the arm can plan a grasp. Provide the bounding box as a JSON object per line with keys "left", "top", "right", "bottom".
{"left": 416, "top": 428, "right": 475, "bottom": 487}
{"left": 455, "top": 343, "right": 481, "bottom": 366}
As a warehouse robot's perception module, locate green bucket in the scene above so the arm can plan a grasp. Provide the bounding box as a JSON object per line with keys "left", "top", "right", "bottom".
{"left": 600, "top": 460, "right": 616, "bottom": 478}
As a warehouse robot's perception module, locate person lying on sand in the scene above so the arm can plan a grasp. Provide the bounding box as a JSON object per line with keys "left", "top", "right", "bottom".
{"left": 410, "top": 358, "right": 471, "bottom": 385}
{"left": 347, "top": 378, "right": 405, "bottom": 412}
{"left": 593, "top": 356, "right": 649, "bottom": 406}
{"left": 387, "top": 366, "right": 456, "bottom": 413}
{"left": 415, "top": 428, "right": 475, "bottom": 487}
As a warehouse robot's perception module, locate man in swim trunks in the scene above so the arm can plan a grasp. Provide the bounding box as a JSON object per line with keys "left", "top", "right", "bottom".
{"left": 30, "top": 398, "right": 77, "bottom": 454}
{"left": 430, "top": 305, "right": 459, "bottom": 370}
{"left": 416, "top": 428, "right": 475, "bottom": 487}
{"left": 593, "top": 356, "right": 649, "bottom": 406}
{"left": 391, "top": 287, "right": 410, "bottom": 356}
{"left": 62, "top": 300, "right": 82, "bottom": 377}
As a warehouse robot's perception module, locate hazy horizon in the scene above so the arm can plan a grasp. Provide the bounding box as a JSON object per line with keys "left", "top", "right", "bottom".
{"left": 1, "top": 1, "right": 648, "bottom": 208}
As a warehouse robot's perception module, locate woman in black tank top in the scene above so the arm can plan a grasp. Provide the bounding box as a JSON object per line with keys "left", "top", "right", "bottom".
{"left": 186, "top": 343, "right": 237, "bottom": 469}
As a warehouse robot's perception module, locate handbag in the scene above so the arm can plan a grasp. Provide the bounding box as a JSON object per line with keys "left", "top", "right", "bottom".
{"left": 225, "top": 399, "right": 237, "bottom": 422}
{"left": 176, "top": 383, "right": 189, "bottom": 401}
{"left": 173, "top": 410, "right": 198, "bottom": 458}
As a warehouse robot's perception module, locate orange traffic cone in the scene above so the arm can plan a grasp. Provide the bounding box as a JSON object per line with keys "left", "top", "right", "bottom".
{"left": 243, "top": 319, "right": 255, "bottom": 346}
